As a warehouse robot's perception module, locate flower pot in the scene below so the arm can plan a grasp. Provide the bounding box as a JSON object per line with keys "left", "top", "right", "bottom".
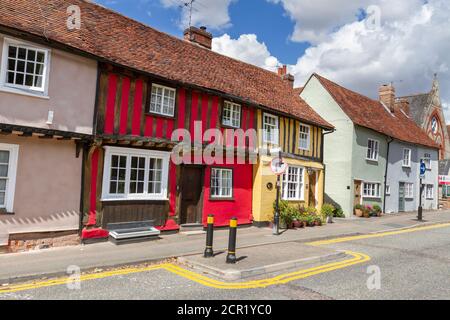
{"left": 363, "top": 211, "right": 370, "bottom": 218}
{"left": 377, "top": 212, "right": 382, "bottom": 217}
{"left": 355, "top": 209, "right": 363, "bottom": 217}
{"left": 293, "top": 220, "right": 302, "bottom": 229}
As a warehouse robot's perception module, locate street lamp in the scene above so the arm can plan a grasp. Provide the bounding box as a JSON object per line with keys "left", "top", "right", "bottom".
{"left": 270, "top": 147, "right": 285, "bottom": 236}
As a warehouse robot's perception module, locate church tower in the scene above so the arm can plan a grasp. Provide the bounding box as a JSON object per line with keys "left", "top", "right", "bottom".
{"left": 399, "top": 75, "right": 450, "bottom": 160}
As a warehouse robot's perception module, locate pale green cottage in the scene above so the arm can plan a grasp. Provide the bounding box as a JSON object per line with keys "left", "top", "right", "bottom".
{"left": 300, "top": 74, "right": 438, "bottom": 217}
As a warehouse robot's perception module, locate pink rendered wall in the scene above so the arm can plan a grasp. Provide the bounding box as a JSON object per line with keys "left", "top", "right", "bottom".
{"left": 0, "top": 34, "right": 97, "bottom": 135}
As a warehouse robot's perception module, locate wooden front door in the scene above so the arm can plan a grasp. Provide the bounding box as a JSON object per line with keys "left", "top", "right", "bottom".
{"left": 308, "top": 171, "right": 317, "bottom": 207}
{"left": 180, "top": 166, "right": 204, "bottom": 225}
{"left": 354, "top": 180, "right": 362, "bottom": 206}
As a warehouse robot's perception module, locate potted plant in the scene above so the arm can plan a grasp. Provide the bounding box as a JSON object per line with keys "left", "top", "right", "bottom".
{"left": 373, "top": 205, "right": 382, "bottom": 217}
{"left": 363, "top": 205, "right": 371, "bottom": 218}
{"left": 321, "top": 203, "right": 335, "bottom": 224}
{"left": 314, "top": 216, "right": 322, "bottom": 226}
{"left": 333, "top": 207, "right": 345, "bottom": 218}
{"left": 307, "top": 215, "right": 315, "bottom": 227}
{"left": 354, "top": 204, "right": 364, "bottom": 217}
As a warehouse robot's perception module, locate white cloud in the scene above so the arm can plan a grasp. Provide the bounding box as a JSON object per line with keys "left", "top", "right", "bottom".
{"left": 212, "top": 34, "right": 280, "bottom": 71}
{"left": 202, "top": 0, "right": 450, "bottom": 122}
{"left": 161, "top": 0, "right": 235, "bottom": 30}
{"left": 268, "top": 0, "right": 424, "bottom": 44}
{"left": 290, "top": 0, "right": 450, "bottom": 104}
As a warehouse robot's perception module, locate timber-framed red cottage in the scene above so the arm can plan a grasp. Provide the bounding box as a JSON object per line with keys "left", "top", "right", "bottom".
{"left": 0, "top": 0, "right": 332, "bottom": 243}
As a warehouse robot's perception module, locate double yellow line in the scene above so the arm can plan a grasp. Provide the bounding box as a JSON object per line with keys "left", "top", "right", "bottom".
{"left": 1, "top": 222, "right": 448, "bottom": 293}
{"left": 0, "top": 251, "right": 368, "bottom": 293}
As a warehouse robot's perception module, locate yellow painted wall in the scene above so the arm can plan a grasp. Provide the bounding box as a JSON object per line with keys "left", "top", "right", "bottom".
{"left": 252, "top": 155, "right": 324, "bottom": 222}
{"left": 256, "top": 109, "right": 323, "bottom": 159}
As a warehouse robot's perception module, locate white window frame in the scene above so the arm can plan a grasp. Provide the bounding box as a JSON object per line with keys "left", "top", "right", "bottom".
{"left": 426, "top": 184, "right": 434, "bottom": 199}
{"left": 0, "top": 143, "right": 19, "bottom": 213}
{"left": 101, "top": 146, "right": 170, "bottom": 201}
{"left": 362, "top": 182, "right": 381, "bottom": 199}
{"left": 222, "top": 101, "right": 241, "bottom": 128}
{"left": 149, "top": 83, "right": 176, "bottom": 117}
{"left": 263, "top": 113, "right": 279, "bottom": 144}
{"left": 282, "top": 165, "right": 305, "bottom": 201}
{"left": 0, "top": 37, "right": 51, "bottom": 96}
{"left": 423, "top": 153, "right": 431, "bottom": 170}
{"left": 404, "top": 182, "right": 414, "bottom": 199}
{"left": 366, "top": 139, "right": 379, "bottom": 161}
{"left": 385, "top": 184, "right": 391, "bottom": 196}
{"left": 402, "top": 148, "right": 411, "bottom": 168}
{"left": 210, "top": 168, "right": 233, "bottom": 199}
{"left": 298, "top": 124, "right": 311, "bottom": 151}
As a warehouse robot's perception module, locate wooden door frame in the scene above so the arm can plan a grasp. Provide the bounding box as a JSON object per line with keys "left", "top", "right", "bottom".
{"left": 354, "top": 179, "right": 363, "bottom": 206}
{"left": 398, "top": 182, "right": 405, "bottom": 212}
{"left": 308, "top": 169, "right": 318, "bottom": 208}
{"left": 179, "top": 164, "right": 206, "bottom": 225}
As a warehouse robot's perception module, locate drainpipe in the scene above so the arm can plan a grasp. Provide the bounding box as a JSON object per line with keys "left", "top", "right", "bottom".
{"left": 383, "top": 137, "right": 394, "bottom": 213}
{"left": 321, "top": 129, "right": 336, "bottom": 207}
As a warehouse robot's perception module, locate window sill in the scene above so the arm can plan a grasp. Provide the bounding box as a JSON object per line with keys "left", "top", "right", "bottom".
{"left": 402, "top": 166, "right": 411, "bottom": 169}
{"left": 282, "top": 199, "right": 305, "bottom": 202}
{"left": 221, "top": 124, "right": 241, "bottom": 130}
{"left": 101, "top": 197, "right": 169, "bottom": 202}
{"left": 362, "top": 196, "right": 381, "bottom": 199}
{"left": 145, "top": 111, "right": 175, "bottom": 119}
{"left": 0, "top": 209, "right": 14, "bottom": 215}
{"left": 298, "top": 147, "right": 310, "bottom": 152}
{"left": 365, "top": 158, "right": 379, "bottom": 163}
{"left": 209, "top": 197, "right": 235, "bottom": 202}
{"left": 0, "top": 86, "right": 49, "bottom": 100}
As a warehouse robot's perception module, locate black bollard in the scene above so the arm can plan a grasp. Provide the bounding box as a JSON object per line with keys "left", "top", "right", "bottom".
{"left": 204, "top": 214, "right": 214, "bottom": 258}
{"left": 226, "top": 217, "right": 238, "bottom": 264}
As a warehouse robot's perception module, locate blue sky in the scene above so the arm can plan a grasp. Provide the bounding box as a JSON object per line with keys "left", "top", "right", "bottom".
{"left": 95, "top": 0, "right": 309, "bottom": 65}
{"left": 94, "top": 0, "right": 450, "bottom": 119}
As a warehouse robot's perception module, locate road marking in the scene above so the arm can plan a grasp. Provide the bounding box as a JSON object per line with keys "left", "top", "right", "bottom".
{"left": 4, "top": 221, "right": 443, "bottom": 294}
{"left": 307, "top": 222, "right": 450, "bottom": 246}
{"left": 165, "top": 251, "right": 370, "bottom": 289}
{"left": 0, "top": 251, "right": 369, "bottom": 293}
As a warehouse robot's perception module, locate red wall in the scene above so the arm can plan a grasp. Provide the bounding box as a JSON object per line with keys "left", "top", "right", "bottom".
{"left": 202, "top": 163, "right": 253, "bottom": 227}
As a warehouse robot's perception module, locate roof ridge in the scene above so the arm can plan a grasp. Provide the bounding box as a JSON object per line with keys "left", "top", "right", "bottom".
{"left": 80, "top": 0, "right": 288, "bottom": 85}
{"left": 313, "top": 73, "right": 381, "bottom": 104}
{"left": 398, "top": 92, "right": 430, "bottom": 98}
{"left": 312, "top": 73, "right": 438, "bottom": 149}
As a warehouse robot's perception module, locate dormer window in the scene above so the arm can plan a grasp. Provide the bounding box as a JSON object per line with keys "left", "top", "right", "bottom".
{"left": 1, "top": 37, "right": 50, "bottom": 95}
{"left": 149, "top": 84, "right": 176, "bottom": 117}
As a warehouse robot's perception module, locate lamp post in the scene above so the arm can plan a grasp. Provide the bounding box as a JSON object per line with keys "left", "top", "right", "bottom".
{"left": 270, "top": 147, "right": 286, "bottom": 236}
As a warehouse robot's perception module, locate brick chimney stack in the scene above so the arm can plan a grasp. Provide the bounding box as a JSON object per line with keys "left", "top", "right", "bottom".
{"left": 277, "top": 65, "right": 295, "bottom": 87}
{"left": 184, "top": 26, "right": 212, "bottom": 49}
{"left": 379, "top": 84, "right": 396, "bottom": 112}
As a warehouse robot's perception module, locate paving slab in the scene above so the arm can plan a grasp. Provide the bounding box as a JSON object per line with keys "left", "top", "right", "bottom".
{"left": 1, "top": 210, "right": 450, "bottom": 283}
{"left": 178, "top": 242, "right": 346, "bottom": 280}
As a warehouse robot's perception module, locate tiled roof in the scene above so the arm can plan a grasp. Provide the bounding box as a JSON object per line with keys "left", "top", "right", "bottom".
{"left": 313, "top": 74, "right": 439, "bottom": 149}
{"left": 294, "top": 87, "right": 304, "bottom": 95}
{"left": 0, "top": 0, "right": 333, "bottom": 129}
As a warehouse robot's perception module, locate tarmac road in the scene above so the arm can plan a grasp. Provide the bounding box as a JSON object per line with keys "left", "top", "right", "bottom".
{"left": 1, "top": 223, "right": 449, "bottom": 300}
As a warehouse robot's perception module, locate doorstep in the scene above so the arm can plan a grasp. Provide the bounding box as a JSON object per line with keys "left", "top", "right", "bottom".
{"left": 177, "top": 242, "right": 346, "bottom": 281}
